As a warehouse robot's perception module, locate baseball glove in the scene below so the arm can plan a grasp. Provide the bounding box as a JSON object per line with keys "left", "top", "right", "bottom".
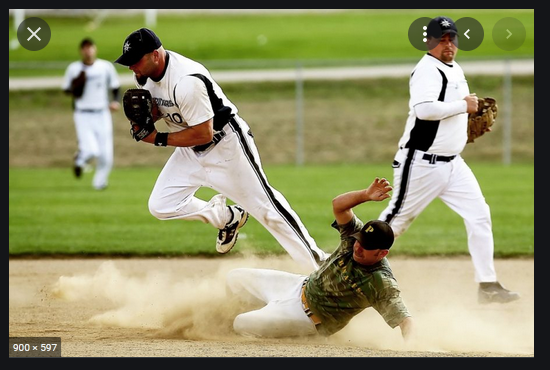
{"left": 70, "top": 70, "right": 86, "bottom": 98}
{"left": 467, "top": 97, "right": 498, "bottom": 143}
{"left": 122, "top": 88, "right": 157, "bottom": 142}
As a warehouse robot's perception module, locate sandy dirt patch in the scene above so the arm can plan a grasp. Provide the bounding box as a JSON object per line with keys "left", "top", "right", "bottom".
{"left": 9, "top": 255, "right": 534, "bottom": 357}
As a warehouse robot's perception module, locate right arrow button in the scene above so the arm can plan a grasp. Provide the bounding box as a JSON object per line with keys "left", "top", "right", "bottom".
{"left": 492, "top": 17, "right": 526, "bottom": 51}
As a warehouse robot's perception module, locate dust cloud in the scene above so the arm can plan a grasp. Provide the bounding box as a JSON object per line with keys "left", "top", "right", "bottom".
{"left": 51, "top": 256, "right": 533, "bottom": 355}
{"left": 51, "top": 255, "right": 301, "bottom": 341}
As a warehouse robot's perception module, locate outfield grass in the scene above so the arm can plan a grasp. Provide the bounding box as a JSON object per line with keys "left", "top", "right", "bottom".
{"left": 9, "top": 164, "right": 534, "bottom": 258}
{"left": 9, "top": 9, "right": 534, "bottom": 77}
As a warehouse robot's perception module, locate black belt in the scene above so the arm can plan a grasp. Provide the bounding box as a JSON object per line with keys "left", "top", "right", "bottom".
{"left": 192, "top": 129, "right": 227, "bottom": 152}
{"left": 76, "top": 109, "right": 103, "bottom": 113}
{"left": 422, "top": 153, "right": 456, "bottom": 164}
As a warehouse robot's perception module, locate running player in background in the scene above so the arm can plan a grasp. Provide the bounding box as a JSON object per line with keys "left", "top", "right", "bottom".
{"left": 62, "top": 37, "right": 121, "bottom": 191}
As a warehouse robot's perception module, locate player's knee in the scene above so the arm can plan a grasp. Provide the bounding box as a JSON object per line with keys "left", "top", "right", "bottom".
{"left": 476, "top": 212, "right": 492, "bottom": 225}
{"left": 226, "top": 268, "right": 240, "bottom": 283}
{"left": 467, "top": 203, "right": 492, "bottom": 224}
{"left": 233, "top": 314, "right": 266, "bottom": 338}
{"left": 385, "top": 222, "right": 407, "bottom": 238}
{"left": 226, "top": 268, "right": 250, "bottom": 291}
{"left": 258, "top": 207, "right": 293, "bottom": 229}
{"left": 225, "top": 269, "right": 239, "bottom": 290}
{"left": 233, "top": 315, "right": 253, "bottom": 336}
{"left": 148, "top": 197, "right": 166, "bottom": 220}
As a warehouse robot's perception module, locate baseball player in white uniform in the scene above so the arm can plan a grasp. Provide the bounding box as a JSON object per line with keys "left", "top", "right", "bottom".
{"left": 378, "top": 16, "right": 520, "bottom": 304}
{"left": 114, "top": 28, "right": 328, "bottom": 271}
{"left": 62, "top": 38, "right": 121, "bottom": 190}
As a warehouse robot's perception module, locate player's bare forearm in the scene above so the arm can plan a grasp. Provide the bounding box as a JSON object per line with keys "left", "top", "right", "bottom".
{"left": 141, "top": 119, "right": 214, "bottom": 147}
{"left": 332, "top": 177, "right": 392, "bottom": 225}
{"left": 166, "top": 122, "right": 213, "bottom": 147}
{"left": 332, "top": 190, "right": 368, "bottom": 224}
{"left": 399, "top": 316, "right": 414, "bottom": 342}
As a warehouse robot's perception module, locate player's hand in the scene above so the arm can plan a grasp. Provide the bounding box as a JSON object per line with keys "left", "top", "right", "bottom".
{"left": 364, "top": 177, "right": 392, "bottom": 202}
{"left": 464, "top": 93, "right": 479, "bottom": 114}
{"left": 109, "top": 101, "right": 121, "bottom": 112}
{"left": 399, "top": 317, "right": 415, "bottom": 345}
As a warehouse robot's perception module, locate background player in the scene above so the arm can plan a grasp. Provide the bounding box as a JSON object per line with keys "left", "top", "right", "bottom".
{"left": 62, "top": 37, "right": 121, "bottom": 190}
{"left": 378, "top": 16, "right": 520, "bottom": 304}
{"left": 114, "top": 28, "right": 329, "bottom": 271}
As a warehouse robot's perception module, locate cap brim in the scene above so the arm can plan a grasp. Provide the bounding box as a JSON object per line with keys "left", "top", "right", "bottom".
{"left": 114, "top": 52, "right": 141, "bottom": 66}
{"left": 351, "top": 231, "right": 393, "bottom": 250}
{"left": 351, "top": 231, "right": 373, "bottom": 250}
{"left": 442, "top": 29, "right": 458, "bottom": 37}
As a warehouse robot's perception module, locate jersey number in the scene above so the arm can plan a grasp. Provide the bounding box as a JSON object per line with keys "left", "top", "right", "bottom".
{"left": 165, "top": 112, "right": 183, "bottom": 124}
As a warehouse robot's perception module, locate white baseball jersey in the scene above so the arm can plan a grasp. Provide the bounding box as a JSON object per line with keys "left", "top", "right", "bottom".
{"left": 63, "top": 59, "right": 120, "bottom": 111}
{"left": 62, "top": 58, "right": 120, "bottom": 190}
{"left": 139, "top": 51, "right": 329, "bottom": 271}
{"left": 398, "top": 53, "right": 469, "bottom": 156}
{"left": 137, "top": 51, "right": 237, "bottom": 132}
{"left": 379, "top": 52, "right": 498, "bottom": 283}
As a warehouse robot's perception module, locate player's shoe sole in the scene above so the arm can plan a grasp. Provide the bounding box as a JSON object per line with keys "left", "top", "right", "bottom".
{"left": 216, "top": 205, "right": 249, "bottom": 254}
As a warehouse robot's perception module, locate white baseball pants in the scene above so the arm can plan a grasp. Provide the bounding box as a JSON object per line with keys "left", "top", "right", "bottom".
{"left": 379, "top": 148, "right": 497, "bottom": 283}
{"left": 226, "top": 267, "right": 317, "bottom": 337}
{"left": 73, "top": 109, "right": 113, "bottom": 190}
{"left": 148, "top": 115, "right": 328, "bottom": 271}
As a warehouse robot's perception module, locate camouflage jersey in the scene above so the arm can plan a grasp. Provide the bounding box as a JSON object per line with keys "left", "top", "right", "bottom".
{"left": 304, "top": 215, "right": 411, "bottom": 336}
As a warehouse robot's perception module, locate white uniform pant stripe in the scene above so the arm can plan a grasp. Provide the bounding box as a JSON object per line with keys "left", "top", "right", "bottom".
{"left": 228, "top": 117, "right": 324, "bottom": 264}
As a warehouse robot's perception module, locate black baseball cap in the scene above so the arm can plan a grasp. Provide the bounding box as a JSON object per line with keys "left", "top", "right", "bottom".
{"left": 426, "top": 16, "right": 459, "bottom": 39}
{"left": 114, "top": 28, "right": 162, "bottom": 66}
{"left": 351, "top": 220, "right": 395, "bottom": 250}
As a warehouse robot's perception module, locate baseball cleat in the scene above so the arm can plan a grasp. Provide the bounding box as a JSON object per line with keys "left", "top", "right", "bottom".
{"left": 73, "top": 165, "right": 82, "bottom": 178}
{"left": 478, "top": 282, "right": 520, "bottom": 304}
{"left": 216, "top": 205, "right": 249, "bottom": 254}
{"left": 73, "top": 151, "right": 82, "bottom": 179}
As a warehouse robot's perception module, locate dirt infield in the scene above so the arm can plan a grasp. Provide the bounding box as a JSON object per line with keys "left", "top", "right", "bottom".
{"left": 9, "top": 255, "right": 534, "bottom": 358}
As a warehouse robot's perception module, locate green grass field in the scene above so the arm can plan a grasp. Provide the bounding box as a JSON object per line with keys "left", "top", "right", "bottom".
{"left": 9, "top": 10, "right": 534, "bottom": 258}
{"left": 9, "top": 163, "right": 534, "bottom": 257}
{"left": 9, "top": 9, "right": 534, "bottom": 77}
